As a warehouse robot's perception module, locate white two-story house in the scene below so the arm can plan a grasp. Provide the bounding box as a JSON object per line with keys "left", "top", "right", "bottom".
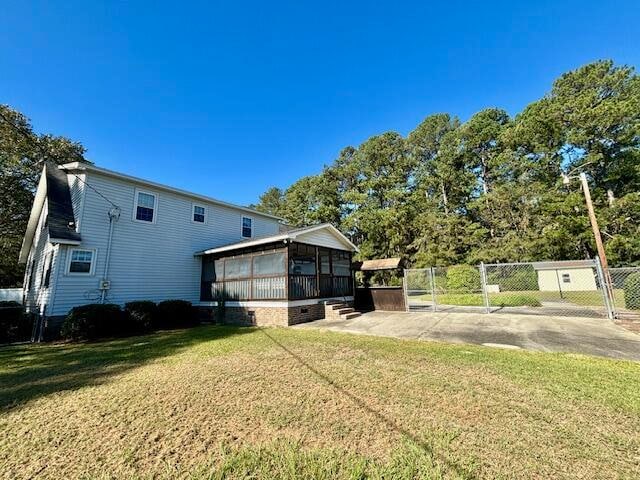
{"left": 20, "top": 162, "right": 357, "bottom": 337}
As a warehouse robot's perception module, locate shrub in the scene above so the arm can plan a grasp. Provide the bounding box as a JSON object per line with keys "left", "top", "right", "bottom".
{"left": 446, "top": 265, "right": 481, "bottom": 293}
{"left": 124, "top": 301, "right": 157, "bottom": 333}
{"left": 624, "top": 272, "right": 640, "bottom": 310}
{"left": 0, "top": 301, "right": 31, "bottom": 343}
{"left": 61, "top": 304, "right": 124, "bottom": 341}
{"left": 157, "top": 300, "right": 197, "bottom": 329}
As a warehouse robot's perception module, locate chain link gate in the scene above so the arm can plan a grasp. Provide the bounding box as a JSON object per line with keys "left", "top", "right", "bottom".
{"left": 608, "top": 267, "right": 640, "bottom": 320}
{"left": 405, "top": 259, "right": 618, "bottom": 319}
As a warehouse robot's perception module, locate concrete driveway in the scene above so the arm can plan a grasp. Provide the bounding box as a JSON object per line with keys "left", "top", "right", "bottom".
{"left": 296, "top": 310, "right": 640, "bottom": 361}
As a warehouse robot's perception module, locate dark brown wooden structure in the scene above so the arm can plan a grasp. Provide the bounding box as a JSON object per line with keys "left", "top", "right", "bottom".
{"left": 353, "top": 257, "right": 406, "bottom": 311}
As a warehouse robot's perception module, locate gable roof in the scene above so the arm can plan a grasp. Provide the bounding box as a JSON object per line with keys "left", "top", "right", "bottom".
{"left": 195, "top": 223, "right": 358, "bottom": 256}
{"left": 19, "top": 162, "right": 82, "bottom": 263}
{"left": 59, "top": 162, "right": 284, "bottom": 221}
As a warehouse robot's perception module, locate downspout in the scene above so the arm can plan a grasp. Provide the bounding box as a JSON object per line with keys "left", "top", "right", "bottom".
{"left": 100, "top": 207, "right": 121, "bottom": 303}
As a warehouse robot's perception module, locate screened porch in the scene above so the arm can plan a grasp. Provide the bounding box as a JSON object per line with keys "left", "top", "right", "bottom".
{"left": 200, "top": 241, "right": 354, "bottom": 301}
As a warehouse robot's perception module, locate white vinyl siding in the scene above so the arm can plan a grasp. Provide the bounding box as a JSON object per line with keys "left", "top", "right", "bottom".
{"left": 48, "top": 170, "right": 281, "bottom": 316}
{"left": 23, "top": 201, "right": 60, "bottom": 315}
{"left": 296, "top": 228, "right": 351, "bottom": 251}
{"left": 67, "top": 173, "right": 85, "bottom": 231}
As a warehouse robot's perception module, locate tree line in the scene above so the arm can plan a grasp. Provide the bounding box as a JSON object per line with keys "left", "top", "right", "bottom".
{"left": 1, "top": 60, "right": 638, "bottom": 288}
{"left": 252, "top": 60, "right": 640, "bottom": 268}
{"left": 0, "top": 106, "right": 86, "bottom": 287}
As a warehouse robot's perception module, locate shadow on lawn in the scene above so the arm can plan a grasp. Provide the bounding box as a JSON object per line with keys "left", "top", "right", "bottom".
{"left": 0, "top": 325, "right": 251, "bottom": 410}
{"left": 259, "top": 328, "right": 477, "bottom": 480}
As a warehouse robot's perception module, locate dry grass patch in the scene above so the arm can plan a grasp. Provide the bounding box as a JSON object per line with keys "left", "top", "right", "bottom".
{"left": 1, "top": 325, "right": 639, "bottom": 479}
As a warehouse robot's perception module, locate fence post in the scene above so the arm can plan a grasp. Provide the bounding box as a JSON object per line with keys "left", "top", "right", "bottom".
{"left": 429, "top": 267, "right": 437, "bottom": 312}
{"left": 594, "top": 257, "right": 615, "bottom": 320}
{"left": 480, "top": 262, "right": 490, "bottom": 314}
{"left": 403, "top": 269, "right": 410, "bottom": 312}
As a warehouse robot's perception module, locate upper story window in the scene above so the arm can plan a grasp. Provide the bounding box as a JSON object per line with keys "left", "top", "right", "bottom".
{"left": 135, "top": 190, "right": 157, "bottom": 223}
{"left": 241, "top": 216, "right": 253, "bottom": 238}
{"left": 193, "top": 204, "right": 206, "bottom": 223}
{"left": 68, "top": 249, "right": 95, "bottom": 275}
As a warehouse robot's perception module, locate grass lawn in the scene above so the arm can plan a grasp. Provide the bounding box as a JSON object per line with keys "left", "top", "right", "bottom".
{"left": 415, "top": 289, "right": 626, "bottom": 309}
{"left": 1, "top": 326, "right": 639, "bottom": 479}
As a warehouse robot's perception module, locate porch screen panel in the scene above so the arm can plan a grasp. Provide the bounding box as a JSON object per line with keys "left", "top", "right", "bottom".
{"left": 225, "top": 257, "right": 251, "bottom": 279}
{"left": 253, "top": 277, "right": 286, "bottom": 299}
{"left": 332, "top": 251, "right": 352, "bottom": 296}
{"left": 252, "top": 252, "right": 286, "bottom": 299}
{"left": 253, "top": 252, "right": 285, "bottom": 276}
{"left": 289, "top": 244, "right": 317, "bottom": 299}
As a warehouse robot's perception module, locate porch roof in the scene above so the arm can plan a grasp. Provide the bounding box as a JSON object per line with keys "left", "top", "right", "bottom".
{"left": 194, "top": 223, "right": 358, "bottom": 256}
{"left": 354, "top": 257, "right": 403, "bottom": 271}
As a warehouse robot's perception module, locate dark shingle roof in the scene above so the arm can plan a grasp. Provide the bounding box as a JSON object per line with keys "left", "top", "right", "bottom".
{"left": 45, "top": 162, "right": 81, "bottom": 242}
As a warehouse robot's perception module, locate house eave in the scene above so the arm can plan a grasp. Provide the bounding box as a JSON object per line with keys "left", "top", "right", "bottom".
{"left": 59, "top": 162, "right": 285, "bottom": 222}
{"left": 194, "top": 223, "right": 358, "bottom": 257}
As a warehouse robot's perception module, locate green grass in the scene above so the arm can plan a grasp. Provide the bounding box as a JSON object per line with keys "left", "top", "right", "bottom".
{"left": 1, "top": 325, "right": 639, "bottom": 479}
{"left": 416, "top": 289, "right": 628, "bottom": 308}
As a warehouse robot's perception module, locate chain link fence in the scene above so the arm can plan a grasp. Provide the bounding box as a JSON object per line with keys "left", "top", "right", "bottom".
{"left": 404, "top": 259, "right": 638, "bottom": 319}
{"left": 609, "top": 267, "right": 640, "bottom": 320}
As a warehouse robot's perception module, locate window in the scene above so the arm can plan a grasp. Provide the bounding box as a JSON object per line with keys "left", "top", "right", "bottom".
{"left": 68, "top": 249, "right": 95, "bottom": 275}
{"left": 193, "top": 204, "right": 206, "bottom": 223}
{"left": 562, "top": 273, "right": 571, "bottom": 283}
{"left": 134, "top": 190, "right": 156, "bottom": 223}
{"left": 42, "top": 252, "right": 52, "bottom": 288}
{"left": 241, "top": 216, "right": 252, "bottom": 238}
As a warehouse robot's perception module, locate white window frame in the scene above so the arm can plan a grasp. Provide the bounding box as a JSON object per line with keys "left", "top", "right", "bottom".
{"left": 192, "top": 203, "right": 207, "bottom": 224}
{"left": 133, "top": 188, "right": 158, "bottom": 224}
{"left": 66, "top": 248, "right": 97, "bottom": 276}
{"left": 241, "top": 215, "right": 253, "bottom": 238}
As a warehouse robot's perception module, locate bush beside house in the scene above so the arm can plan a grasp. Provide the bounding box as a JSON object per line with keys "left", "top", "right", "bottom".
{"left": 0, "top": 301, "right": 32, "bottom": 343}
{"left": 61, "top": 304, "right": 125, "bottom": 341}
{"left": 124, "top": 301, "right": 158, "bottom": 333}
{"left": 61, "top": 300, "right": 198, "bottom": 341}
{"left": 157, "top": 300, "right": 198, "bottom": 329}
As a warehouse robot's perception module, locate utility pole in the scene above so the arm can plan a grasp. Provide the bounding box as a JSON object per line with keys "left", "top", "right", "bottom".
{"left": 578, "top": 172, "right": 614, "bottom": 307}
{"left": 579, "top": 172, "right": 609, "bottom": 272}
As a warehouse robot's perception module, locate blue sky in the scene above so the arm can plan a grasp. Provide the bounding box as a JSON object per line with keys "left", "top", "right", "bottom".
{"left": 2, "top": 1, "right": 639, "bottom": 206}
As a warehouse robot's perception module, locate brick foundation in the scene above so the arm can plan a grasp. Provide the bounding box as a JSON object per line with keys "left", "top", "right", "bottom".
{"left": 201, "top": 302, "right": 328, "bottom": 327}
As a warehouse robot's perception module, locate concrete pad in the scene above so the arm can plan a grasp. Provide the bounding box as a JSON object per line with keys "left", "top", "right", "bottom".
{"left": 295, "top": 310, "right": 640, "bottom": 361}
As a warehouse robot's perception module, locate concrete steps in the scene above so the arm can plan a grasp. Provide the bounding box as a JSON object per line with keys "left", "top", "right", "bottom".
{"left": 321, "top": 300, "right": 361, "bottom": 320}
